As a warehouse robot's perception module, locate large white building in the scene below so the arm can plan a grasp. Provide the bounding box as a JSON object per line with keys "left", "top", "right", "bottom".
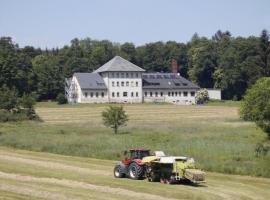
{"left": 65, "top": 56, "right": 200, "bottom": 104}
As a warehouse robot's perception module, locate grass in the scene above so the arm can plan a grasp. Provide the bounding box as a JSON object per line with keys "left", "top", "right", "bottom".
{"left": 0, "top": 102, "right": 269, "bottom": 178}
{"left": 0, "top": 147, "right": 269, "bottom": 200}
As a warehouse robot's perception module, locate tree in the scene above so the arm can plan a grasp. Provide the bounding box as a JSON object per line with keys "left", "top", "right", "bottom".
{"left": 0, "top": 37, "right": 38, "bottom": 95}
{"left": 32, "top": 55, "right": 64, "bottom": 100}
{"left": 188, "top": 37, "right": 217, "bottom": 88}
{"left": 102, "top": 106, "right": 128, "bottom": 134}
{"left": 240, "top": 77, "right": 270, "bottom": 139}
{"left": 259, "top": 30, "right": 270, "bottom": 76}
{"left": 0, "top": 86, "right": 18, "bottom": 112}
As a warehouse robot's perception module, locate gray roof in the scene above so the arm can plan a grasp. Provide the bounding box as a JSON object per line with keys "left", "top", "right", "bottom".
{"left": 94, "top": 56, "right": 145, "bottom": 73}
{"left": 74, "top": 73, "right": 106, "bottom": 90}
{"left": 142, "top": 73, "right": 200, "bottom": 90}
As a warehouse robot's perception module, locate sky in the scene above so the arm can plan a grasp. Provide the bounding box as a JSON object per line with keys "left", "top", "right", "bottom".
{"left": 0, "top": 0, "right": 270, "bottom": 49}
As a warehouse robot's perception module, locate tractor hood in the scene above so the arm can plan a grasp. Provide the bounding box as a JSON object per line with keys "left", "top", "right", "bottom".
{"left": 141, "top": 156, "right": 160, "bottom": 163}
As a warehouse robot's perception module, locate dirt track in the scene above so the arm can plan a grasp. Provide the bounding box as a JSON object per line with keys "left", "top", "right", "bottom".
{"left": 0, "top": 147, "right": 269, "bottom": 200}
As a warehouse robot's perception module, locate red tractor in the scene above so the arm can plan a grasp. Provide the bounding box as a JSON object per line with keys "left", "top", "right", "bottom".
{"left": 114, "top": 149, "right": 150, "bottom": 179}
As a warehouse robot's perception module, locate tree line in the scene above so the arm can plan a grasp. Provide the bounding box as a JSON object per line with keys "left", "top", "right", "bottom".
{"left": 0, "top": 30, "right": 269, "bottom": 100}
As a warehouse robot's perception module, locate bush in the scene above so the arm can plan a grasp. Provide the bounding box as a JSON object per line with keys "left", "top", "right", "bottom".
{"left": 255, "top": 141, "right": 270, "bottom": 157}
{"left": 195, "top": 89, "right": 209, "bottom": 104}
{"left": 0, "top": 110, "right": 29, "bottom": 122}
{"left": 56, "top": 93, "right": 67, "bottom": 104}
{"left": 20, "top": 94, "right": 38, "bottom": 120}
{"left": 240, "top": 77, "right": 270, "bottom": 139}
{"left": 0, "top": 87, "right": 39, "bottom": 122}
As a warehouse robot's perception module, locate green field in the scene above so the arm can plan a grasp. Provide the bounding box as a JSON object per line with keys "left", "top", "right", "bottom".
{"left": 0, "top": 102, "right": 269, "bottom": 178}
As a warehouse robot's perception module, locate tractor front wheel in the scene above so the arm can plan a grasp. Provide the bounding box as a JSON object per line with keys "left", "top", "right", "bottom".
{"left": 128, "top": 162, "right": 144, "bottom": 180}
{"left": 114, "top": 165, "right": 125, "bottom": 178}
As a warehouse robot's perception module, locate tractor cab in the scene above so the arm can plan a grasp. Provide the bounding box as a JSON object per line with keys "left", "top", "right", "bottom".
{"left": 126, "top": 149, "right": 150, "bottom": 160}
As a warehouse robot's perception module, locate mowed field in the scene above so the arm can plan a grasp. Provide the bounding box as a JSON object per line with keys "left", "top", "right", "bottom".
{"left": 0, "top": 102, "right": 269, "bottom": 199}
{"left": 0, "top": 147, "right": 270, "bottom": 200}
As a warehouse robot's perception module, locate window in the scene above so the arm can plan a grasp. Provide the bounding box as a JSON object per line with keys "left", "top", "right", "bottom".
{"left": 155, "top": 92, "right": 158, "bottom": 97}
{"left": 179, "top": 92, "right": 181, "bottom": 96}
{"left": 131, "top": 92, "right": 134, "bottom": 97}
{"left": 101, "top": 92, "right": 104, "bottom": 97}
{"left": 131, "top": 81, "right": 134, "bottom": 87}
{"left": 172, "top": 92, "right": 174, "bottom": 97}
{"left": 131, "top": 73, "right": 134, "bottom": 78}
{"left": 168, "top": 92, "right": 171, "bottom": 96}
{"left": 117, "top": 92, "right": 119, "bottom": 97}
{"left": 191, "top": 91, "right": 195, "bottom": 96}
{"left": 136, "top": 73, "right": 139, "bottom": 78}
{"left": 123, "top": 92, "right": 128, "bottom": 97}
{"left": 160, "top": 92, "right": 163, "bottom": 97}
{"left": 84, "top": 92, "right": 88, "bottom": 97}
{"left": 150, "top": 92, "right": 153, "bottom": 97}
{"left": 175, "top": 92, "right": 178, "bottom": 97}
{"left": 121, "top": 82, "right": 124, "bottom": 86}
{"left": 116, "top": 73, "right": 119, "bottom": 78}
{"left": 126, "top": 73, "right": 129, "bottom": 78}
{"left": 117, "top": 82, "right": 119, "bottom": 87}
{"left": 126, "top": 81, "right": 129, "bottom": 86}
{"left": 184, "top": 91, "right": 188, "bottom": 97}
{"left": 136, "top": 82, "right": 138, "bottom": 87}
{"left": 112, "top": 92, "right": 115, "bottom": 97}
{"left": 121, "top": 73, "right": 124, "bottom": 78}
{"left": 112, "top": 81, "right": 115, "bottom": 87}
{"left": 96, "top": 92, "right": 99, "bottom": 97}
{"left": 111, "top": 73, "right": 114, "bottom": 78}
{"left": 136, "top": 92, "right": 138, "bottom": 97}
{"left": 145, "top": 92, "right": 147, "bottom": 97}
{"left": 90, "top": 92, "right": 93, "bottom": 97}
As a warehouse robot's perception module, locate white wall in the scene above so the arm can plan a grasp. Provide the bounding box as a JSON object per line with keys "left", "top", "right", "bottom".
{"left": 66, "top": 76, "right": 81, "bottom": 103}
{"left": 80, "top": 90, "right": 108, "bottom": 103}
{"left": 105, "top": 71, "right": 143, "bottom": 103}
{"left": 207, "top": 89, "right": 221, "bottom": 100}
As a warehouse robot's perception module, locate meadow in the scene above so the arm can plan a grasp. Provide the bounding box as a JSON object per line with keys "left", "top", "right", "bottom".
{"left": 0, "top": 102, "right": 269, "bottom": 177}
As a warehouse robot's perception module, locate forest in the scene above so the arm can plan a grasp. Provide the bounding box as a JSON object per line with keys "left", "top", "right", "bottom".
{"left": 0, "top": 30, "right": 269, "bottom": 100}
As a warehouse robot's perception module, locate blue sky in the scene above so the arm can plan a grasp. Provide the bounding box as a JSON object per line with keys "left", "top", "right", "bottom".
{"left": 0, "top": 0, "right": 269, "bottom": 49}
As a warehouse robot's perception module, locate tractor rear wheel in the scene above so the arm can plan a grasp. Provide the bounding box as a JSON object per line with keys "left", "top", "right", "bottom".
{"left": 114, "top": 165, "right": 125, "bottom": 178}
{"left": 128, "top": 162, "right": 144, "bottom": 180}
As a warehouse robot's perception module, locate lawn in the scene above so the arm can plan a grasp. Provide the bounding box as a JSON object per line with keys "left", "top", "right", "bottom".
{"left": 0, "top": 102, "right": 269, "bottom": 177}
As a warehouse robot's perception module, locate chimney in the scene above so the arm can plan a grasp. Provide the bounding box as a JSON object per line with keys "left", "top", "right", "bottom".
{"left": 171, "top": 59, "right": 178, "bottom": 74}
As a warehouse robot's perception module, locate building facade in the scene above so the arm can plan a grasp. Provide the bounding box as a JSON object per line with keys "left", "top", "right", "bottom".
{"left": 65, "top": 56, "right": 200, "bottom": 104}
